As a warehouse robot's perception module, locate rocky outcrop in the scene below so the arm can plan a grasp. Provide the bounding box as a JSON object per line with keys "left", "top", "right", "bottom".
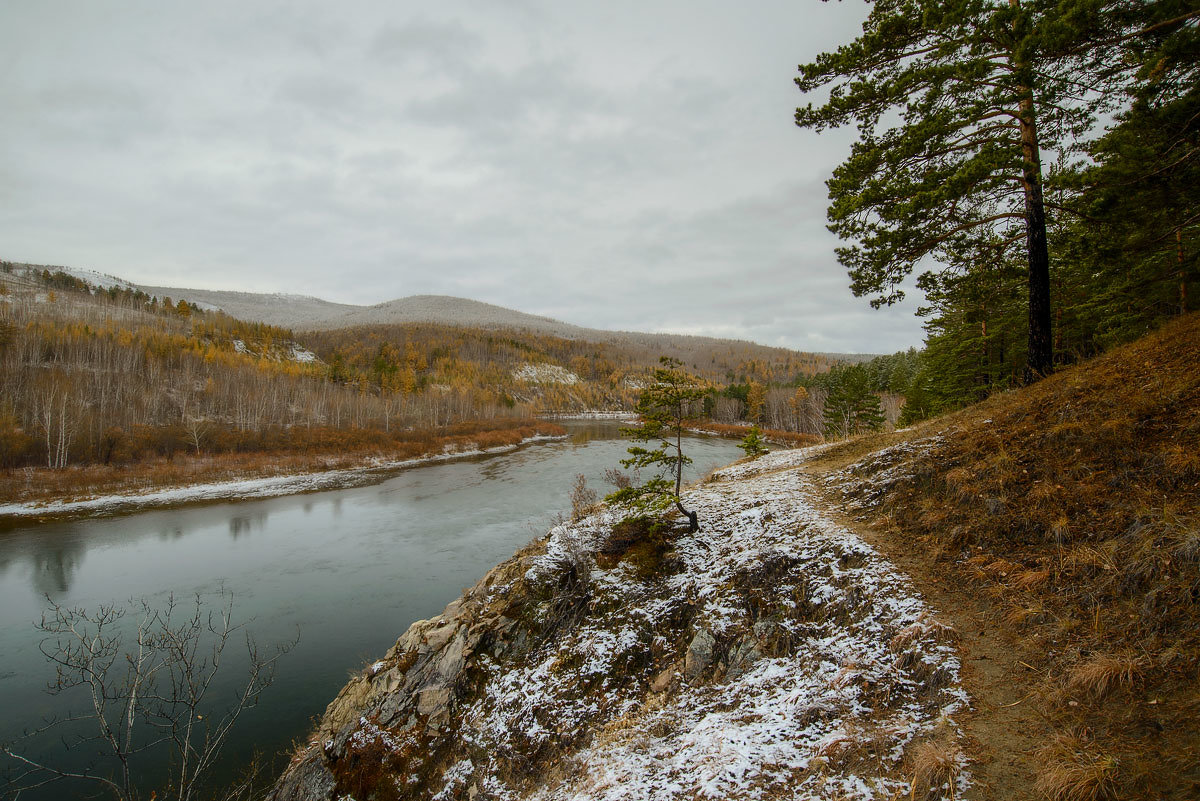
{"left": 268, "top": 551, "right": 543, "bottom": 801}
{"left": 270, "top": 449, "right": 971, "bottom": 801}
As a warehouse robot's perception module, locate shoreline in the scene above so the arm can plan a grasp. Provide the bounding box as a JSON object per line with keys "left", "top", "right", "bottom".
{"left": 0, "top": 434, "right": 566, "bottom": 522}
{"left": 538, "top": 410, "right": 636, "bottom": 421}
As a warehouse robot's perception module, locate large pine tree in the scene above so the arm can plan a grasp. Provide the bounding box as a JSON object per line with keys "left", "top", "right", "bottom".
{"left": 795, "top": 0, "right": 1100, "bottom": 380}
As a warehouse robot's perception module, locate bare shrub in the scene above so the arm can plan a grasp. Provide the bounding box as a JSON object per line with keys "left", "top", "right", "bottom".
{"left": 603, "top": 466, "right": 632, "bottom": 490}
{"left": 569, "top": 473, "right": 598, "bottom": 521}
{"left": 1, "top": 591, "right": 294, "bottom": 801}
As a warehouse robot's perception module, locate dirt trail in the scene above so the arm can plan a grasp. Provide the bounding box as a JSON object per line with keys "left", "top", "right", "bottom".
{"left": 800, "top": 453, "right": 1048, "bottom": 801}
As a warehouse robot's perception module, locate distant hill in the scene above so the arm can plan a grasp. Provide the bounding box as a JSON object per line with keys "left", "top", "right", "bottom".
{"left": 129, "top": 283, "right": 869, "bottom": 365}
{"left": 307, "top": 294, "right": 589, "bottom": 336}
{"left": 134, "top": 284, "right": 358, "bottom": 327}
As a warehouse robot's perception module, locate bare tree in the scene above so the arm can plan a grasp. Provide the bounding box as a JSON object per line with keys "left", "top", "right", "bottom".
{"left": 183, "top": 415, "right": 210, "bottom": 456}
{"left": 2, "top": 592, "right": 295, "bottom": 801}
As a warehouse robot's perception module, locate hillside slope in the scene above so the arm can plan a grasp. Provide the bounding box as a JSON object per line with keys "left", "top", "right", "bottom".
{"left": 304, "top": 294, "right": 586, "bottom": 335}
{"left": 134, "top": 284, "right": 358, "bottom": 327}
{"left": 127, "top": 276, "right": 859, "bottom": 364}
{"left": 820, "top": 312, "right": 1200, "bottom": 800}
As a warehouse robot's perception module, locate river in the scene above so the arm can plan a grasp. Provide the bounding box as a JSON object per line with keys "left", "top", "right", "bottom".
{"left": 0, "top": 421, "right": 746, "bottom": 798}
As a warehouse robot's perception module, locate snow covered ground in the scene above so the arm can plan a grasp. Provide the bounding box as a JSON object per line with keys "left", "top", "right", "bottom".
{"left": 462, "top": 448, "right": 971, "bottom": 799}
{"left": 512, "top": 364, "right": 581, "bottom": 385}
{"left": 61, "top": 267, "right": 139, "bottom": 291}
{"left": 271, "top": 446, "right": 971, "bottom": 800}
{"left": 540, "top": 411, "right": 636, "bottom": 421}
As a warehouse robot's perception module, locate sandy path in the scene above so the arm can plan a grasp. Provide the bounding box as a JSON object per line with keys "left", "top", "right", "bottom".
{"left": 801, "top": 449, "right": 1048, "bottom": 801}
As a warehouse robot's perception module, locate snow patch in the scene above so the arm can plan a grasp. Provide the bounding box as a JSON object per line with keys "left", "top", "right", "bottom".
{"left": 290, "top": 345, "right": 318, "bottom": 363}
{"left": 61, "top": 267, "right": 139, "bottom": 291}
{"left": 513, "top": 363, "right": 580, "bottom": 385}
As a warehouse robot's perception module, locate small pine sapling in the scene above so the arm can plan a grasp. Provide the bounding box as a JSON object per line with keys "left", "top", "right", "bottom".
{"left": 740, "top": 425, "right": 769, "bottom": 459}
{"left": 606, "top": 357, "right": 706, "bottom": 532}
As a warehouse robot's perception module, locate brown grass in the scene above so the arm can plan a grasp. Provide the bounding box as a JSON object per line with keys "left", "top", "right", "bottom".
{"left": 829, "top": 312, "right": 1200, "bottom": 800}
{"left": 905, "top": 731, "right": 962, "bottom": 800}
{"left": 889, "top": 613, "right": 960, "bottom": 653}
{"left": 1065, "top": 653, "right": 1145, "bottom": 699}
{"left": 1035, "top": 734, "right": 1120, "bottom": 801}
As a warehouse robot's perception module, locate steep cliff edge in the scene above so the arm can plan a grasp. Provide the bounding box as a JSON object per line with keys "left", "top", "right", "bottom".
{"left": 269, "top": 448, "right": 970, "bottom": 800}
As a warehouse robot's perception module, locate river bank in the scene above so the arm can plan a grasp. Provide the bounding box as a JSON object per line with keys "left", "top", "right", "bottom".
{"left": 270, "top": 445, "right": 971, "bottom": 800}
{"left": 0, "top": 422, "right": 565, "bottom": 520}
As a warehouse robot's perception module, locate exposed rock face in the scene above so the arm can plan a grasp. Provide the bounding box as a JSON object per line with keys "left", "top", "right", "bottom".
{"left": 267, "top": 555, "right": 538, "bottom": 801}
{"left": 270, "top": 449, "right": 970, "bottom": 801}
{"left": 684, "top": 629, "right": 716, "bottom": 679}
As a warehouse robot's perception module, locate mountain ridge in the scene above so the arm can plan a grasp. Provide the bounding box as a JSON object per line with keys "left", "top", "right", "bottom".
{"left": 129, "top": 279, "right": 869, "bottom": 359}
{"left": 8, "top": 262, "right": 874, "bottom": 357}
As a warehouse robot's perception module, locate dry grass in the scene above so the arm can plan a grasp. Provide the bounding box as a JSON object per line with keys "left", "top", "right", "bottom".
{"left": 1065, "top": 653, "right": 1145, "bottom": 699}
{"left": 1035, "top": 734, "right": 1120, "bottom": 801}
{"left": 889, "top": 613, "right": 959, "bottom": 653}
{"left": 905, "top": 730, "right": 963, "bottom": 800}
{"left": 829, "top": 312, "right": 1200, "bottom": 800}
{"left": 1011, "top": 566, "right": 1052, "bottom": 590}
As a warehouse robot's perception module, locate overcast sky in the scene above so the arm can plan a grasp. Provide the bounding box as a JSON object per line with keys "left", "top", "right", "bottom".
{"left": 1, "top": 0, "right": 926, "bottom": 353}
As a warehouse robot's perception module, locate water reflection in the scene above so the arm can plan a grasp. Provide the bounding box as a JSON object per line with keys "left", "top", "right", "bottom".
{"left": 31, "top": 543, "right": 83, "bottom": 596}
{"left": 479, "top": 459, "right": 510, "bottom": 482}
{"left": 229, "top": 512, "right": 268, "bottom": 538}
{"left": 567, "top": 421, "right": 625, "bottom": 445}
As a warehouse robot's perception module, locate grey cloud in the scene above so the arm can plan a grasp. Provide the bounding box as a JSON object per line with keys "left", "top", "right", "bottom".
{"left": 0, "top": 0, "right": 921, "bottom": 354}
{"left": 369, "top": 18, "right": 482, "bottom": 68}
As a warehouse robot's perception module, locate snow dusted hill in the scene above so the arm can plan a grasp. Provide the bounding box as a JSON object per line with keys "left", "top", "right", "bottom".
{"left": 269, "top": 447, "right": 969, "bottom": 801}
{"left": 130, "top": 281, "right": 837, "bottom": 361}
{"left": 133, "top": 284, "right": 358, "bottom": 328}
{"left": 130, "top": 281, "right": 583, "bottom": 335}
{"left": 304, "top": 294, "right": 593, "bottom": 336}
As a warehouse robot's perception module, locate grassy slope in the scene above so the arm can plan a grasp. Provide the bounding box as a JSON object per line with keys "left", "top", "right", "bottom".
{"left": 812, "top": 312, "right": 1200, "bottom": 800}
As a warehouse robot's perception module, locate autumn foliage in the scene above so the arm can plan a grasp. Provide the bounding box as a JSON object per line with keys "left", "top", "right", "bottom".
{"left": 0, "top": 265, "right": 845, "bottom": 480}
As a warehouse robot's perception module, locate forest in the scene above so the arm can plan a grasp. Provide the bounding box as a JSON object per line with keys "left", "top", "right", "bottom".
{"left": 0, "top": 263, "right": 846, "bottom": 479}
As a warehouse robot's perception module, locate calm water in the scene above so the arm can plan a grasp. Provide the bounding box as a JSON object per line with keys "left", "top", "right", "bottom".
{"left": 0, "top": 422, "right": 744, "bottom": 797}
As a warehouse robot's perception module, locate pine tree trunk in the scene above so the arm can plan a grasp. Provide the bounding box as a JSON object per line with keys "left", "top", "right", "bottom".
{"left": 674, "top": 421, "right": 698, "bottom": 532}
{"left": 1179, "top": 228, "right": 1187, "bottom": 314}
{"left": 1011, "top": 0, "right": 1053, "bottom": 382}
{"left": 1018, "top": 94, "right": 1053, "bottom": 381}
